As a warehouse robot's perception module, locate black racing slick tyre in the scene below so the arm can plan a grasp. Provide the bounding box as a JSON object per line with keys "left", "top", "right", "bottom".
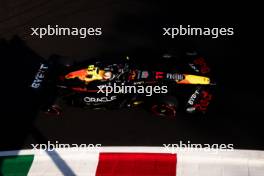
{"left": 150, "top": 96, "right": 179, "bottom": 119}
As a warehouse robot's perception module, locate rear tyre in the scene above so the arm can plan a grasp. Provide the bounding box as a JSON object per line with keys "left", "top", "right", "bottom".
{"left": 150, "top": 96, "right": 179, "bottom": 119}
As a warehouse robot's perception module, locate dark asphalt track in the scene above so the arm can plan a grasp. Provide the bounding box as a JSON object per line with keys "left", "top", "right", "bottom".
{"left": 0, "top": 0, "right": 262, "bottom": 151}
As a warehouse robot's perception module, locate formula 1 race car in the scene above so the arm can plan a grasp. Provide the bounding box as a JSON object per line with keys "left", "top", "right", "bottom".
{"left": 30, "top": 51, "right": 216, "bottom": 118}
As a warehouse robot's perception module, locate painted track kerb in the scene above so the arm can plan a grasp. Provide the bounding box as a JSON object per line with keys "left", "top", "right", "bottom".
{"left": 0, "top": 147, "right": 264, "bottom": 176}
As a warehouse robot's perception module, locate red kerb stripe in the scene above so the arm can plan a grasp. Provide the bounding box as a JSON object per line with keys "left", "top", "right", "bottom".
{"left": 96, "top": 153, "right": 177, "bottom": 176}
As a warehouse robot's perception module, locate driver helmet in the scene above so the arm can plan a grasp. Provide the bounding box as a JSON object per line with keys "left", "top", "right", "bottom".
{"left": 103, "top": 71, "right": 113, "bottom": 80}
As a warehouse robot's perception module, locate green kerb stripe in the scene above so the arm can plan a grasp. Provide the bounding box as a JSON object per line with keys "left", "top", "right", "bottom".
{"left": 0, "top": 155, "right": 34, "bottom": 176}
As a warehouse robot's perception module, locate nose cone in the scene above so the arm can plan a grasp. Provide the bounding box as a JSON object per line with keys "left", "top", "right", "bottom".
{"left": 203, "top": 77, "right": 210, "bottom": 84}
{"left": 65, "top": 69, "right": 87, "bottom": 80}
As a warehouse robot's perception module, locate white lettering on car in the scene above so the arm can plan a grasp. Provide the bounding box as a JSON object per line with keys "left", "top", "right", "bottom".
{"left": 31, "top": 64, "right": 48, "bottom": 89}
{"left": 83, "top": 96, "right": 117, "bottom": 103}
{"left": 188, "top": 89, "right": 200, "bottom": 105}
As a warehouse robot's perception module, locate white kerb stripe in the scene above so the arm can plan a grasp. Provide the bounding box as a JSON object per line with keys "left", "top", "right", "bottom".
{"left": 176, "top": 150, "right": 264, "bottom": 176}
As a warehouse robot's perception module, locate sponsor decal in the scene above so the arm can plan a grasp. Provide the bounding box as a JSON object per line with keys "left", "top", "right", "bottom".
{"left": 136, "top": 70, "right": 149, "bottom": 79}
{"left": 166, "top": 73, "right": 184, "bottom": 81}
{"left": 188, "top": 89, "right": 200, "bottom": 105}
{"left": 155, "top": 72, "right": 164, "bottom": 79}
{"left": 83, "top": 96, "right": 117, "bottom": 103}
{"left": 31, "top": 64, "right": 48, "bottom": 89}
{"left": 141, "top": 71, "right": 149, "bottom": 79}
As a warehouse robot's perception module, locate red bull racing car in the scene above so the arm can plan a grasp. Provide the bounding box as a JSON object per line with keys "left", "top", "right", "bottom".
{"left": 30, "top": 52, "right": 216, "bottom": 118}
